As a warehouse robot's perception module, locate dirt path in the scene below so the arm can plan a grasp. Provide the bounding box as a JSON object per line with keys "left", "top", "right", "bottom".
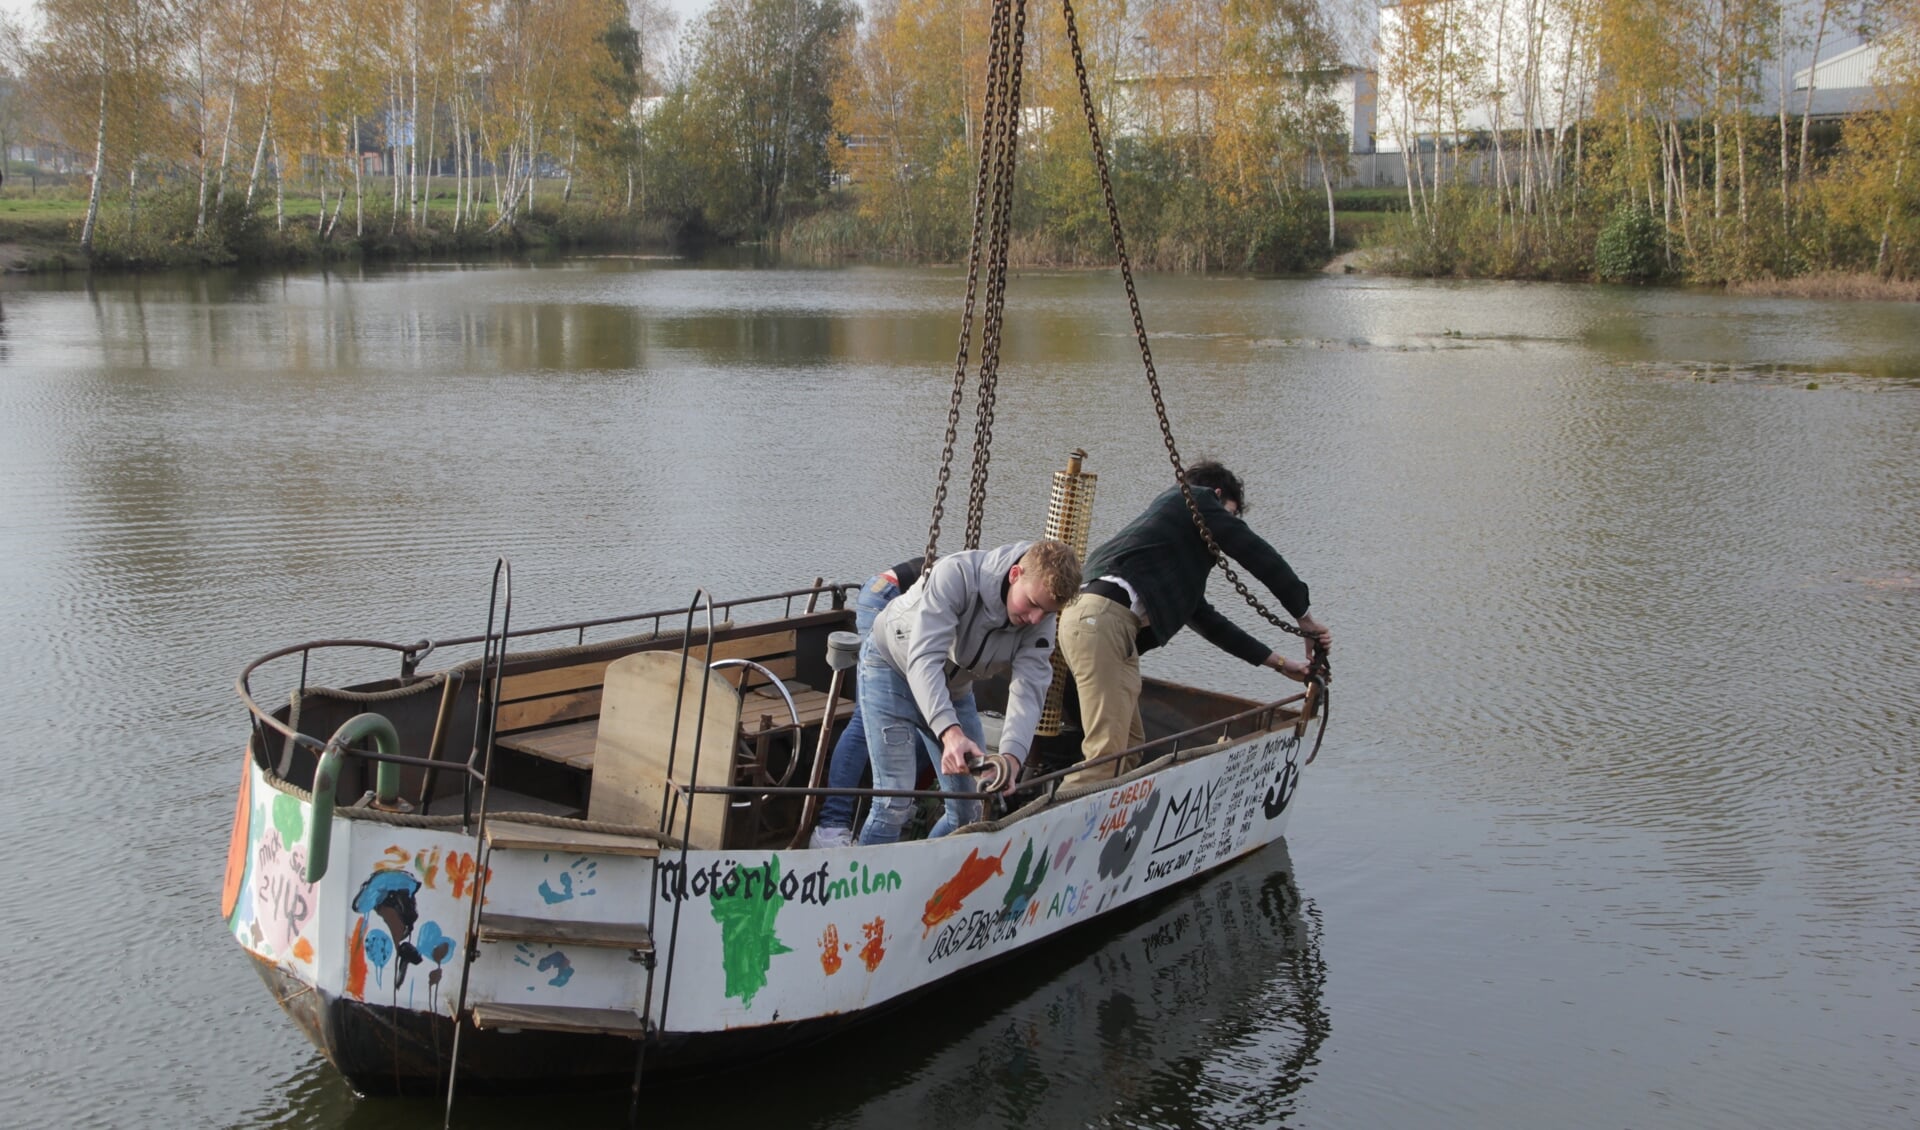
{"left": 1322, "top": 249, "right": 1374, "bottom": 275}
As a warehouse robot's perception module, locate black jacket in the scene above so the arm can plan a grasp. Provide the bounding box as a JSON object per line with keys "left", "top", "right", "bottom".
{"left": 1082, "top": 485, "right": 1310, "bottom": 665}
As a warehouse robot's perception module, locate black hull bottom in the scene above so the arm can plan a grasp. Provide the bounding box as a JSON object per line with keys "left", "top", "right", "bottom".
{"left": 252, "top": 957, "right": 873, "bottom": 1097}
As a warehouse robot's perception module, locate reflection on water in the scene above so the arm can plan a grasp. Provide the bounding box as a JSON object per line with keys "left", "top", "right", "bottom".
{"left": 233, "top": 841, "right": 1324, "bottom": 1130}
{"left": 1, "top": 261, "right": 1916, "bottom": 1128}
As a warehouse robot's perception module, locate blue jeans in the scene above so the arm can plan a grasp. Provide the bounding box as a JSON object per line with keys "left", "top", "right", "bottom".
{"left": 857, "top": 646, "right": 983, "bottom": 845}
{"left": 818, "top": 576, "right": 905, "bottom": 831}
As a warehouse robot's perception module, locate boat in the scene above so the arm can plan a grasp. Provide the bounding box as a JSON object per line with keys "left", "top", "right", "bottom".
{"left": 221, "top": 0, "right": 1333, "bottom": 1113}
{"left": 223, "top": 571, "right": 1325, "bottom": 1100}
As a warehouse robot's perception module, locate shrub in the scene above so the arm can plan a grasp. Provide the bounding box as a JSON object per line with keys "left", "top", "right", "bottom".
{"left": 1594, "top": 206, "right": 1664, "bottom": 282}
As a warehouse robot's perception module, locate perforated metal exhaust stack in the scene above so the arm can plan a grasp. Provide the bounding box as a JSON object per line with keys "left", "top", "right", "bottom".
{"left": 1037, "top": 449, "right": 1096, "bottom": 738}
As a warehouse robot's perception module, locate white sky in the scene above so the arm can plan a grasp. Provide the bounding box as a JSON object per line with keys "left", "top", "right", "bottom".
{"left": 0, "top": 0, "right": 34, "bottom": 33}
{"left": 0, "top": 0, "right": 1871, "bottom": 74}
{"left": 0, "top": 0, "right": 711, "bottom": 39}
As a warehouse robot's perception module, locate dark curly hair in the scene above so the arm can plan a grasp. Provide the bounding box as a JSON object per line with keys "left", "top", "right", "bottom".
{"left": 1186, "top": 460, "right": 1246, "bottom": 514}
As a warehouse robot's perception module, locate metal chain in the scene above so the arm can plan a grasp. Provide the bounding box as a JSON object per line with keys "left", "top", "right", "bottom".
{"left": 1059, "top": 0, "right": 1328, "bottom": 683}
{"left": 963, "top": 0, "right": 1027, "bottom": 549}
{"left": 926, "top": 0, "right": 1019, "bottom": 567}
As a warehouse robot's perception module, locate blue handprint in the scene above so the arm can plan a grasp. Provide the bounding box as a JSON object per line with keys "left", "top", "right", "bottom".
{"left": 512, "top": 943, "right": 574, "bottom": 990}
{"left": 538, "top": 951, "right": 574, "bottom": 987}
{"left": 537, "top": 854, "right": 598, "bottom": 904}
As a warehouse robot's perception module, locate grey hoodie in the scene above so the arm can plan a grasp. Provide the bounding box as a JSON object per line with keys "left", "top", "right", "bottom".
{"left": 866, "top": 540, "right": 1056, "bottom": 765}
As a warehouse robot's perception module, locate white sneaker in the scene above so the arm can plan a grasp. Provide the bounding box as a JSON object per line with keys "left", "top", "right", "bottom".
{"left": 808, "top": 824, "right": 854, "bottom": 849}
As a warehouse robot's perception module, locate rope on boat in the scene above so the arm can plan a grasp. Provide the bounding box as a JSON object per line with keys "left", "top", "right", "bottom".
{"left": 255, "top": 769, "right": 686, "bottom": 846}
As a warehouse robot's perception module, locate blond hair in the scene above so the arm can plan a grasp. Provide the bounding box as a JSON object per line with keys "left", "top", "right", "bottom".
{"left": 1019, "top": 539, "right": 1082, "bottom": 607}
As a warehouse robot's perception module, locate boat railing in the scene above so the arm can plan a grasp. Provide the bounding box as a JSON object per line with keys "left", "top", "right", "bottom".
{"left": 417, "top": 580, "right": 855, "bottom": 658}
{"left": 235, "top": 638, "right": 448, "bottom": 780}
{"left": 233, "top": 580, "right": 859, "bottom": 779}
{"left": 676, "top": 688, "right": 1319, "bottom": 814}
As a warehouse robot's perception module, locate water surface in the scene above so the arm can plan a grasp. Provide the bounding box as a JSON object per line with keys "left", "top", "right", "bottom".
{"left": 0, "top": 261, "right": 1915, "bottom": 1128}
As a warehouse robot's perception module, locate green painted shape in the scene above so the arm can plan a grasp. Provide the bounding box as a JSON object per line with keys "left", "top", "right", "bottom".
{"left": 708, "top": 857, "right": 794, "bottom": 1008}
{"left": 271, "top": 792, "right": 305, "bottom": 849}
{"left": 1002, "top": 837, "right": 1048, "bottom": 913}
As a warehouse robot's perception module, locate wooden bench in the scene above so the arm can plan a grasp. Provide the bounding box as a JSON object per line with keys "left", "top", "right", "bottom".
{"left": 492, "top": 628, "right": 840, "bottom": 775}
{"left": 496, "top": 677, "right": 856, "bottom": 775}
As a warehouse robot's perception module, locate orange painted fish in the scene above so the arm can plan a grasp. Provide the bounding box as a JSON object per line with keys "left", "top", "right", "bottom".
{"left": 921, "top": 842, "right": 1010, "bottom": 937}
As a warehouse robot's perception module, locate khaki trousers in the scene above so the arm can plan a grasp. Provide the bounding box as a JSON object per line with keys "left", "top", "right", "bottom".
{"left": 1057, "top": 592, "right": 1146, "bottom": 781}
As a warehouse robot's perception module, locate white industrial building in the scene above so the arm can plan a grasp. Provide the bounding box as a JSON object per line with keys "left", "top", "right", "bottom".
{"left": 1370, "top": 0, "right": 1587, "bottom": 157}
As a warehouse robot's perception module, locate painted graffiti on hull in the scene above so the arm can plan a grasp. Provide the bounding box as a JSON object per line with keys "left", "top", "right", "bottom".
{"left": 221, "top": 756, "right": 253, "bottom": 926}
{"left": 352, "top": 870, "right": 423, "bottom": 990}
{"left": 927, "top": 908, "right": 1002, "bottom": 962}
{"left": 819, "top": 924, "right": 844, "bottom": 975}
{"left": 660, "top": 857, "right": 900, "bottom": 906}
{"left": 1000, "top": 838, "right": 1049, "bottom": 919}
{"left": 250, "top": 793, "right": 317, "bottom": 960}
{"left": 1152, "top": 780, "right": 1218, "bottom": 856}
{"left": 416, "top": 921, "right": 456, "bottom": 1010}
{"left": 1262, "top": 734, "right": 1303, "bottom": 819}
{"left": 514, "top": 943, "right": 575, "bottom": 989}
{"left": 707, "top": 857, "right": 796, "bottom": 1008}
{"left": 444, "top": 851, "right": 484, "bottom": 899}
{"left": 818, "top": 914, "right": 892, "bottom": 976}
{"left": 342, "top": 861, "right": 459, "bottom": 1004}
{"left": 921, "top": 842, "right": 1010, "bottom": 937}
{"left": 1044, "top": 880, "right": 1095, "bottom": 920}
{"left": 660, "top": 857, "right": 832, "bottom": 906}
{"left": 538, "top": 855, "right": 598, "bottom": 904}
{"left": 859, "top": 917, "right": 886, "bottom": 971}
{"left": 923, "top": 839, "right": 1050, "bottom": 964}
{"left": 658, "top": 854, "right": 907, "bottom": 1005}
{"left": 1097, "top": 787, "right": 1160, "bottom": 879}
{"left": 1145, "top": 779, "right": 1220, "bottom": 884}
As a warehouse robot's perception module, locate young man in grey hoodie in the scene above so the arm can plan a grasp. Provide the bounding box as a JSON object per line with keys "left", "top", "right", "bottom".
{"left": 856, "top": 539, "right": 1081, "bottom": 845}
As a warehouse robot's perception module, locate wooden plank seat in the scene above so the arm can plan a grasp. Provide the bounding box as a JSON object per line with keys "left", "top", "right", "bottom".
{"left": 488, "top": 629, "right": 802, "bottom": 773}
{"left": 497, "top": 719, "right": 600, "bottom": 770}
{"left": 495, "top": 684, "right": 855, "bottom": 775}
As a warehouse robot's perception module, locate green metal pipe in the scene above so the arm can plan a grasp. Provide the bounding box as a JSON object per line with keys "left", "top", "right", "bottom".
{"left": 304, "top": 712, "right": 402, "bottom": 882}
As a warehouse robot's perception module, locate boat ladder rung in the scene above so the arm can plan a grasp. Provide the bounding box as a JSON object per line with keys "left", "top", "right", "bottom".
{"left": 469, "top": 1002, "right": 647, "bottom": 1038}
{"left": 476, "top": 911, "right": 654, "bottom": 955}
{"left": 483, "top": 819, "right": 661, "bottom": 857}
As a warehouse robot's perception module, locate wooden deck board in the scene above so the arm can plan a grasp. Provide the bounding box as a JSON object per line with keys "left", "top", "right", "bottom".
{"left": 740, "top": 686, "right": 856, "bottom": 730}
{"left": 477, "top": 911, "right": 654, "bottom": 952}
{"left": 469, "top": 1002, "right": 645, "bottom": 1036}
{"left": 497, "top": 719, "right": 600, "bottom": 769}
{"left": 484, "top": 818, "right": 661, "bottom": 857}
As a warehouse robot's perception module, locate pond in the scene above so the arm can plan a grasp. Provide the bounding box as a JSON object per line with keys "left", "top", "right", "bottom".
{"left": 0, "top": 260, "right": 1914, "bottom": 1128}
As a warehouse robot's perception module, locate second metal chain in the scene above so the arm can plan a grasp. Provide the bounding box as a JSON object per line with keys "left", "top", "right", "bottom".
{"left": 926, "top": 0, "right": 1027, "bottom": 564}
{"left": 1059, "top": 0, "right": 1328, "bottom": 682}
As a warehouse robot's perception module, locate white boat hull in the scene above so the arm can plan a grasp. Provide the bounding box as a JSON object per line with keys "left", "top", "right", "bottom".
{"left": 223, "top": 725, "right": 1310, "bottom": 1088}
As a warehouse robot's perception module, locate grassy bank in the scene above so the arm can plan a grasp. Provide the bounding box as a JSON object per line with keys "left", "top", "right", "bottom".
{"left": 778, "top": 190, "right": 1404, "bottom": 274}
{"left": 1343, "top": 186, "right": 1918, "bottom": 296}
{"left": 1724, "top": 273, "right": 1920, "bottom": 301}
{"left": 0, "top": 184, "right": 682, "bottom": 273}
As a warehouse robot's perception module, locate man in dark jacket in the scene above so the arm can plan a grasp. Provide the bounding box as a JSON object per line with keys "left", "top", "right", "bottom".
{"left": 1058, "top": 461, "right": 1330, "bottom": 778}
